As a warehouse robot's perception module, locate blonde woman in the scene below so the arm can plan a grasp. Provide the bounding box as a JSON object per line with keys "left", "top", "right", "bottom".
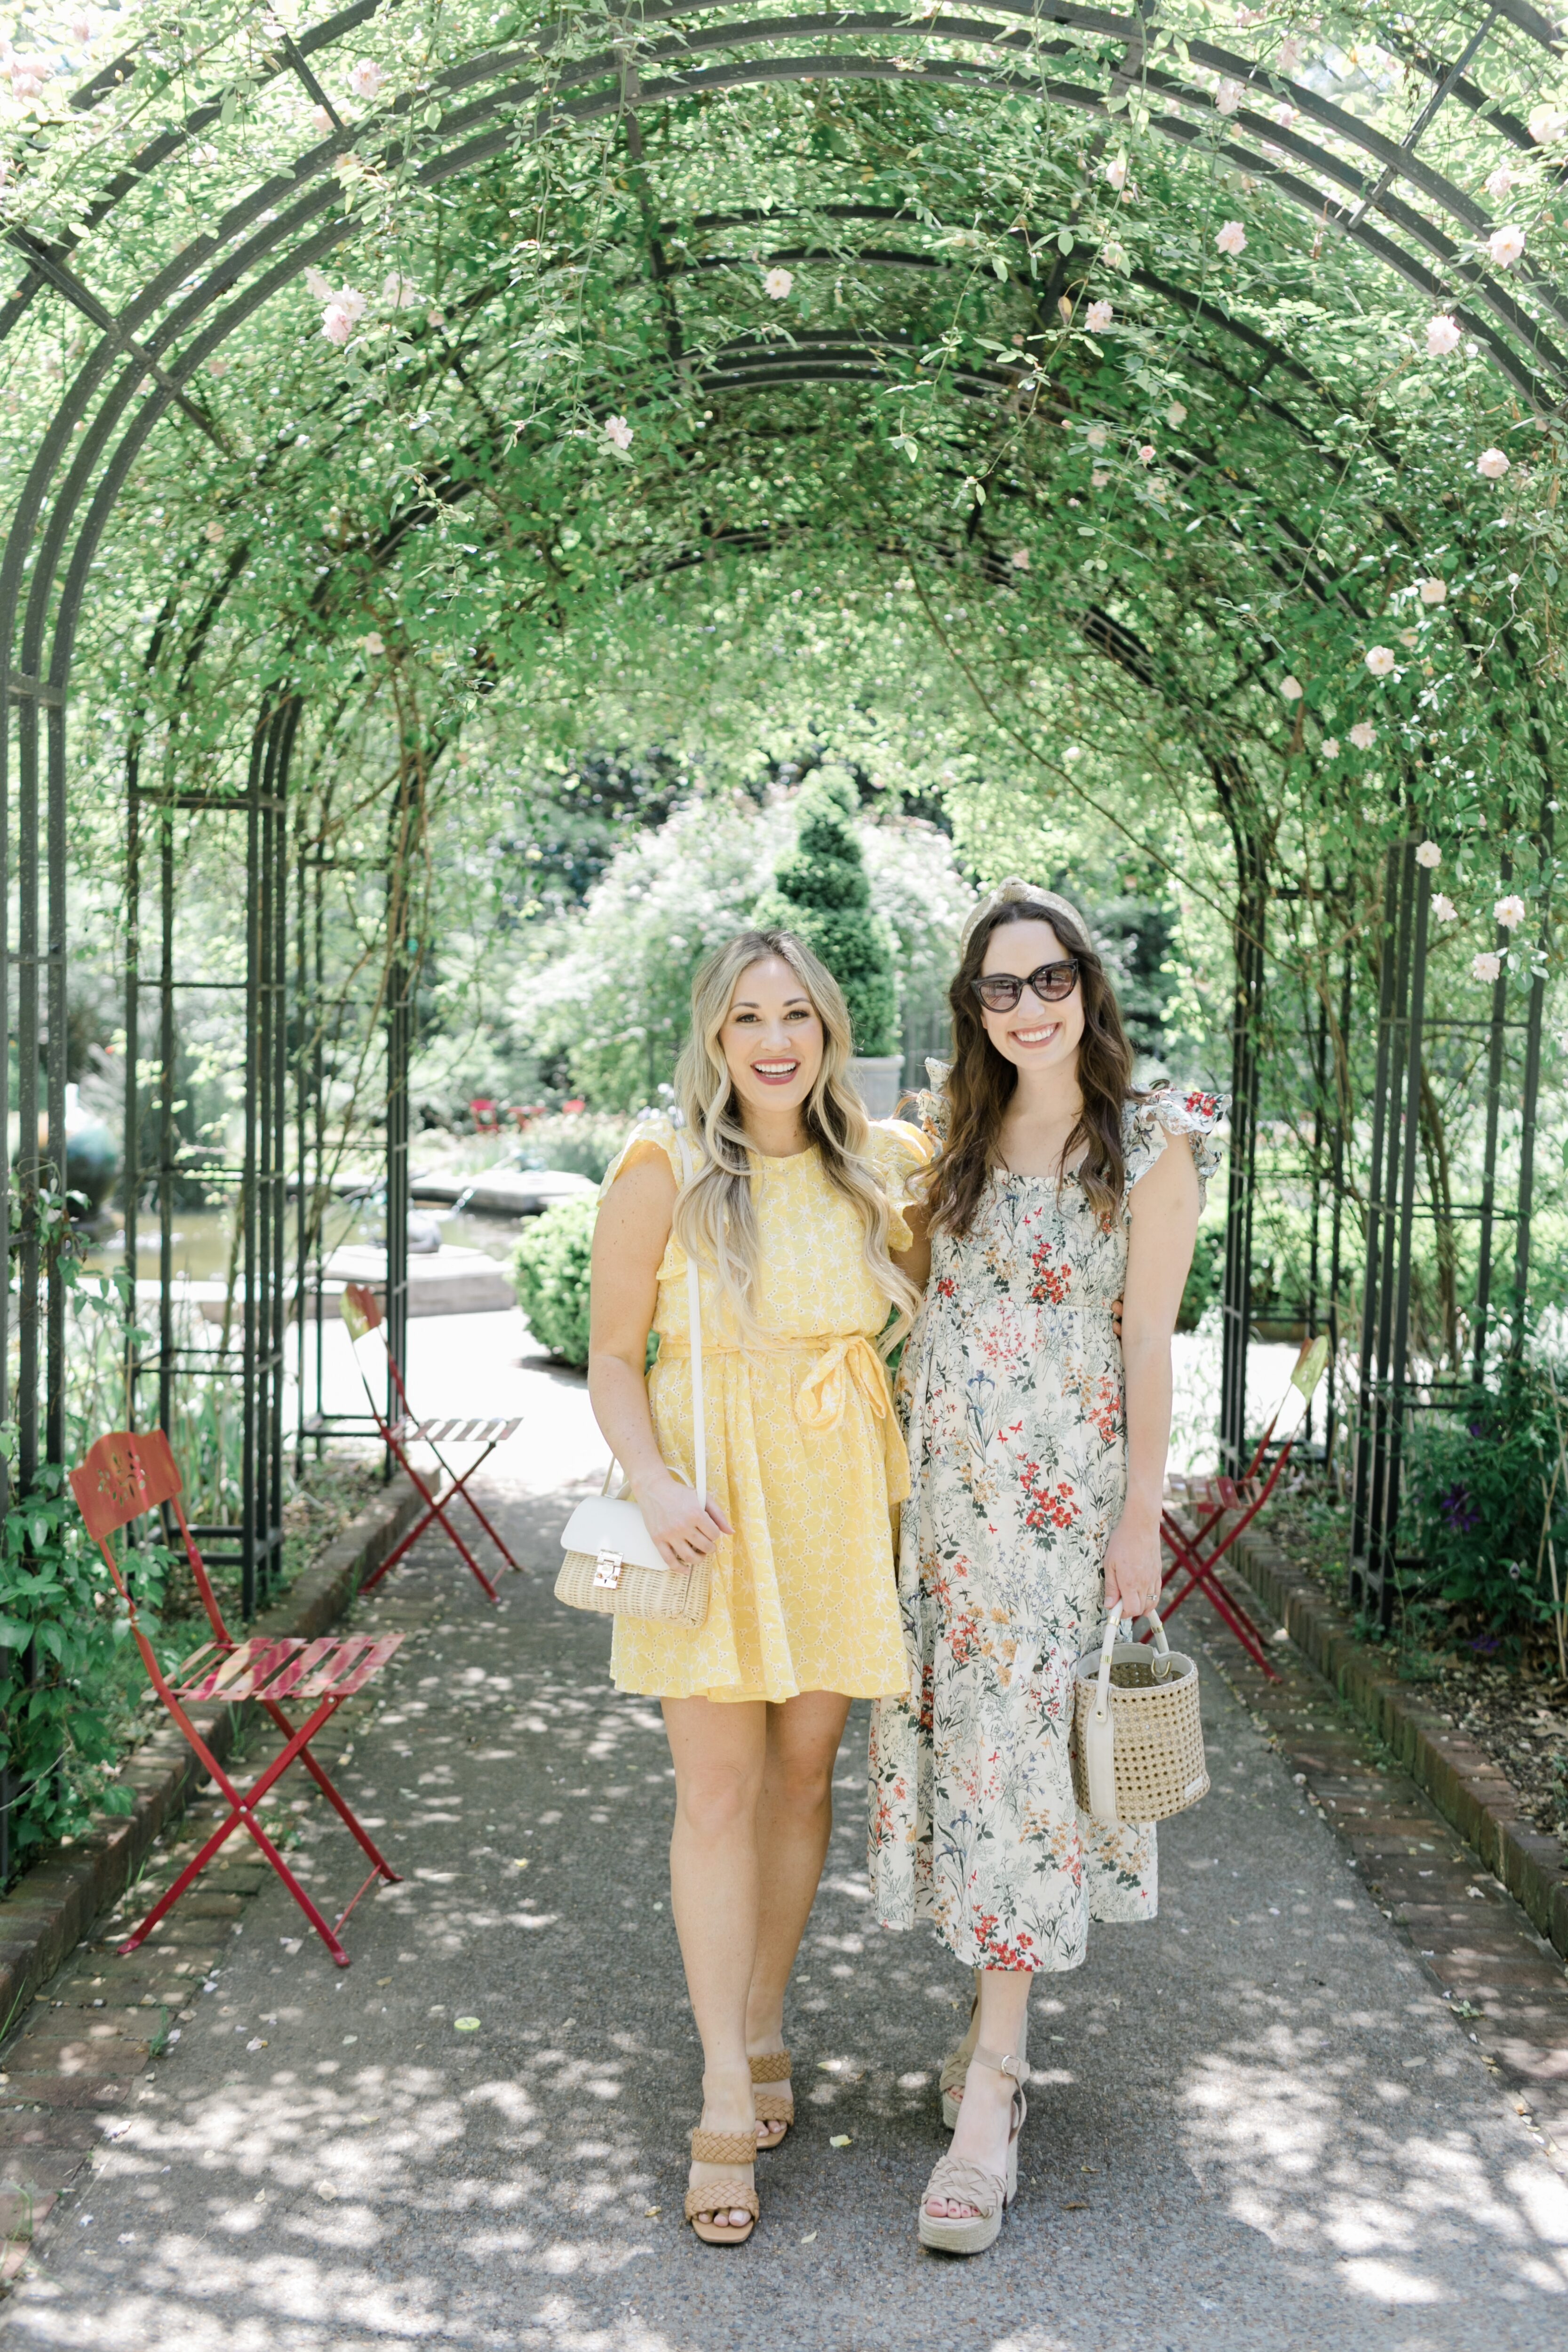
{"left": 588, "top": 929, "right": 930, "bottom": 2247}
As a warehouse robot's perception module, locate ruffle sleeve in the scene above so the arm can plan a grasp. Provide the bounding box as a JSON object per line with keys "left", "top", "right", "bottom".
{"left": 1124, "top": 1088, "right": 1228, "bottom": 1213}
{"left": 868, "top": 1117, "right": 936, "bottom": 1253}
{"left": 598, "top": 1110, "right": 697, "bottom": 1197}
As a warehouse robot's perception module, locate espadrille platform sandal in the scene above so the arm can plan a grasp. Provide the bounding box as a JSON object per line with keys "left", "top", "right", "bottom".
{"left": 749, "top": 2049, "right": 794, "bottom": 2149}
{"left": 917, "top": 2047, "right": 1028, "bottom": 2256}
{"left": 685, "top": 2128, "right": 760, "bottom": 2245}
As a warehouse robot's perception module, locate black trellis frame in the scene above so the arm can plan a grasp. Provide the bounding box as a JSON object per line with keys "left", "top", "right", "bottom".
{"left": 289, "top": 738, "right": 414, "bottom": 1462}
{"left": 121, "top": 703, "right": 292, "bottom": 1618}
{"left": 0, "top": 0, "right": 1561, "bottom": 1867}
{"left": 1349, "top": 815, "right": 1551, "bottom": 1626}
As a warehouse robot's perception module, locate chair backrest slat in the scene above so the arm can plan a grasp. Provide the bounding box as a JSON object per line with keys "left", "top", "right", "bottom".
{"left": 69, "top": 1430, "right": 233, "bottom": 1648}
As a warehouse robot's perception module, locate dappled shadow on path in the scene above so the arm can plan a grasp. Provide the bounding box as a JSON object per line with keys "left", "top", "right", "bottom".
{"left": 6, "top": 1468, "right": 1568, "bottom": 2352}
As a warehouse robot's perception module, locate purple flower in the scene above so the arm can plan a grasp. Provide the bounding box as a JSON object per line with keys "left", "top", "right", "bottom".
{"left": 1438, "top": 1483, "right": 1479, "bottom": 1535}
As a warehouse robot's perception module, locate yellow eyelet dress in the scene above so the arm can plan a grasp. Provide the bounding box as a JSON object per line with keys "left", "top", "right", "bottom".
{"left": 600, "top": 1113, "right": 933, "bottom": 1704}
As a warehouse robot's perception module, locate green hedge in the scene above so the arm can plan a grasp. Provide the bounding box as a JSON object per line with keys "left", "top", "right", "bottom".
{"left": 511, "top": 1196, "right": 597, "bottom": 1368}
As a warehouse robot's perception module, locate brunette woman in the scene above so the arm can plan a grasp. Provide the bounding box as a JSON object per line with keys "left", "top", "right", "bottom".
{"left": 867, "top": 879, "right": 1223, "bottom": 2254}
{"left": 589, "top": 930, "right": 930, "bottom": 2246}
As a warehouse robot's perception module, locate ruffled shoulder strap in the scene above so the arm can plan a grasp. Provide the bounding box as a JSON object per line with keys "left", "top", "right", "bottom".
{"left": 598, "top": 1110, "right": 700, "bottom": 1198}
{"left": 867, "top": 1115, "right": 936, "bottom": 1188}
{"left": 901, "top": 1057, "right": 951, "bottom": 1153}
{"left": 1123, "top": 1088, "right": 1227, "bottom": 1213}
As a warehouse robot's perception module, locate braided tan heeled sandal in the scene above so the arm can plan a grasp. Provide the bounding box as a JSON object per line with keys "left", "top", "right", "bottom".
{"left": 917, "top": 2046, "right": 1028, "bottom": 2255}
{"left": 685, "top": 2128, "right": 760, "bottom": 2245}
{"left": 750, "top": 2049, "right": 794, "bottom": 2149}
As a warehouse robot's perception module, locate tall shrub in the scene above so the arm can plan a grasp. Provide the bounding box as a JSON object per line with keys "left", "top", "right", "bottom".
{"left": 753, "top": 767, "right": 899, "bottom": 1053}
{"left": 511, "top": 1196, "right": 597, "bottom": 1367}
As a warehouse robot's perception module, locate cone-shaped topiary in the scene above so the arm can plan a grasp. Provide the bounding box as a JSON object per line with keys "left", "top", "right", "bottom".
{"left": 753, "top": 768, "right": 899, "bottom": 1054}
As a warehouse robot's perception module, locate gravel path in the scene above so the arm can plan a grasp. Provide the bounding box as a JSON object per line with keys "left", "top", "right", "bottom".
{"left": 6, "top": 1361, "right": 1568, "bottom": 2349}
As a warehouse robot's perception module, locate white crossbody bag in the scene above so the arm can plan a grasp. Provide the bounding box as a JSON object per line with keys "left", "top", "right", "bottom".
{"left": 554, "top": 1128, "right": 712, "bottom": 1629}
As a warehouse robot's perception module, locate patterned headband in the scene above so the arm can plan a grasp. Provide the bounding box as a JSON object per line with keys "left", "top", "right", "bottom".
{"left": 958, "top": 876, "right": 1091, "bottom": 955}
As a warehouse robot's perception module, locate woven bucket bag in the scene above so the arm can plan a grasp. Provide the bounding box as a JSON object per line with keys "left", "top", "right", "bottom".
{"left": 555, "top": 1127, "right": 713, "bottom": 1629}
{"left": 1070, "top": 1604, "right": 1209, "bottom": 1826}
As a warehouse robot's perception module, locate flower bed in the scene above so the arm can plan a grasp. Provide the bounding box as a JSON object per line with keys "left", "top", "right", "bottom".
{"left": 1260, "top": 1486, "right": 1568, "bottom": 1845}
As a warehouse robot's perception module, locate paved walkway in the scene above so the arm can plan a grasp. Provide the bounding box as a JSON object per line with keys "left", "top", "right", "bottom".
{"left": 5, "top": 1328, "right": 1568, "bottom": 2349}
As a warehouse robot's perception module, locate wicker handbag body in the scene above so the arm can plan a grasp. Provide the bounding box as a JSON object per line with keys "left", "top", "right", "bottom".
{"left": 1070, "top": 1605, "right": 1209, "bottom": 1826}
{"left": 555, "top": 1126, "right": 715, "bottom": 1630}
{"left": 555, "top": 1526, "right": 712, "bottom": 1627}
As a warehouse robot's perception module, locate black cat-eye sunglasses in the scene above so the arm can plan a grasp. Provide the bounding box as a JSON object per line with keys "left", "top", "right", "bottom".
{"left": 972, "top": 959, "right": 1082, "bottom": 1013}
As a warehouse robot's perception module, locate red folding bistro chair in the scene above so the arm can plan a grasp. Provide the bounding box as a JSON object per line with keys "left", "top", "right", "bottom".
{"left": 341, "top": 1282, "right": 522, "bottom": 1603}
{"left": 70, "top": 1429, "right": 404, "bottom": 1968}
{"left": 1159, "top": 1335, "right": 1330, "bottom": 1682}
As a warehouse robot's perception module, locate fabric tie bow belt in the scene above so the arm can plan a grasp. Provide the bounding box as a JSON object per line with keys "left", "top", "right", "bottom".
{"left": 660, "top": 1330, "right": 909, "bottom": 1498}
{"left": 664, "top": 1330, "right": 891, "bottom": 1424}
{"left": 792, "top": 1333, "right": 892, "bottom": 1434}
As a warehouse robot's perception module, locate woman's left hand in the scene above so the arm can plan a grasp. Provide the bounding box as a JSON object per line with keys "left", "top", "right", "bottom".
{"left": 1102, "top": 1506, "right": 1163, "bottom": 1623}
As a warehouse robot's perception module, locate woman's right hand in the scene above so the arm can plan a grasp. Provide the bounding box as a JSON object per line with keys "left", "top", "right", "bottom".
{"left": 635, "top": 1470, "right": 734, "bottom": 1569}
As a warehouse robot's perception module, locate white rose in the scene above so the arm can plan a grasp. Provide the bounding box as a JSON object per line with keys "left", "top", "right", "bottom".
{"left": 1488, "top": 223, "right": 1526, "bottom": 269}
{"left": 604, "top": 414, "right": 634, "bottom": 451}
{"left": 1432, "top": 894, "right": 1457, "bottom": 922}
{"left": 1364, "top": 646, "right": 1397, "bottom": 677}
{"left": 1085, "top": 300, "right": 1114, "bottom": 333}
{"left": 764, "top": 268, "right": 794, "bottom": 300}
{"left": 1166, "top": 402, "right": 1187, "bottom": 427}
{"left": 1417, "top": 577, "right": 1448, "bottom": 605}
{"left": 1528, "top": 103, "right": 1568, "bottom": 145}
{"left": 1280, "top": 675, "right": 1303, "bottom": 700}
{"left": 1321, "top": 737, "right": 1340, "bottom": 759}
{"left": 1477, "top": 447, "right": 1511, "bottom": 479}
{"left": 1104, "top": 159, "right": 1128, "bottom": 190}
{"left": 1471, "top": 952, "right": 1502, "bottom": 984}
{"left": 1414, "top": 841, "right": 1441, "bottom": 869}
{"left": 1493, "top": 893, "right": 1527, "bottom": 929}
{"left": 1349, "top": 721, "right": 1376, "bottom": 751}
{"left": 1216, "top": 220, "right": 1248, "bottom": 257}
{"left": 1426, "top": 315, "right": 1462, "bottom": 357}
{"left": 1216, "top": 79, "right": 1243, "bottom": 116}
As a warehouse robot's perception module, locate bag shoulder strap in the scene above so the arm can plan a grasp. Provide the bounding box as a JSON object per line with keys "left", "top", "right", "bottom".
{"left": 673, "top": 1127, "right": 708, "bottom": 1503}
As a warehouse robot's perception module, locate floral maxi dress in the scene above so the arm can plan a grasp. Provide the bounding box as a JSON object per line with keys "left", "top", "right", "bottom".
{"left": 867, "top": 1091, "right": 1225, "bottom": 1973}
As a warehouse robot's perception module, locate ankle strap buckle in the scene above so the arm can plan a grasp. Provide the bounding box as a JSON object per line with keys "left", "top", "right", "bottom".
{"left": 974, "top": 2043, "right": 1030, "bottom": 2086}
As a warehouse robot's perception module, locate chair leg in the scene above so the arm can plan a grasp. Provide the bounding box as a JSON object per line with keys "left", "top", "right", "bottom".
{"left": 425, "top": 1445, "right": 520, "bottom": 1572}
{"left": 258, "top": 1697, "right": 401, "bottom": 1883}
{"left": 360, "top": 1479, "right": 501, "bottom": 1601}
{"left": 1168, "top": 1560, "right": 1278, "bottom": 1678}
{"left": 237, "top": 1810, "right": 352, "bottom": 1965}
{"left": 117, "top": 1803, "right": 249, "bottom": 1955}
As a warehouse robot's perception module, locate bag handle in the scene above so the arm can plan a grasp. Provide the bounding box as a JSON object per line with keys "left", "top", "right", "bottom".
{"left": 1092, "top": 1600, "right": 1171, "bottom": 1721}
{"left": 674, "top": 1127, "right": 708, "bottom": 1505}
{"left": 593, "top": 1124, "right": 708, "bottom": 1508}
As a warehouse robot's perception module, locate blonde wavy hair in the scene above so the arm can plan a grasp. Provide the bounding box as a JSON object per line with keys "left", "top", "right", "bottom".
{"left": 672, "top": 929, "right": 920, "bottom": 1341}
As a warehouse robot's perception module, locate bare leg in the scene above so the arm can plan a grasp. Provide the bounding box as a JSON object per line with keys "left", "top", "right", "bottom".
{"left": 745, "top": 1691, "right": 852, "bottom": 2141}
{"left": 925, "top": 1969, "right": 1032, "bottom": 2220}
{"left": 664, "top": 1696, "right": 768, "bottom": 2230}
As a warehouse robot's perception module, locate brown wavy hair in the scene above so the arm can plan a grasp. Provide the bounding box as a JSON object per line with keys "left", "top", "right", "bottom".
{"left": 923, "top": 890, "right": 1144, "bottom": 1238}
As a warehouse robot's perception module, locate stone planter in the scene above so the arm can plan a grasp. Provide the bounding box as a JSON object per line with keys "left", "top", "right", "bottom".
{"left": 847, "top": 1053, "right": 906, "bottom": 1119}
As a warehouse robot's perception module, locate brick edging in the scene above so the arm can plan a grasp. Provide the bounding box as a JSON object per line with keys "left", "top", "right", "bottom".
{"left": 1224, "top": 1519, "right": 1568, "bottom": 1962}
{"left": 0, "top": 1472, "right": 426, "bottom": 2037}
